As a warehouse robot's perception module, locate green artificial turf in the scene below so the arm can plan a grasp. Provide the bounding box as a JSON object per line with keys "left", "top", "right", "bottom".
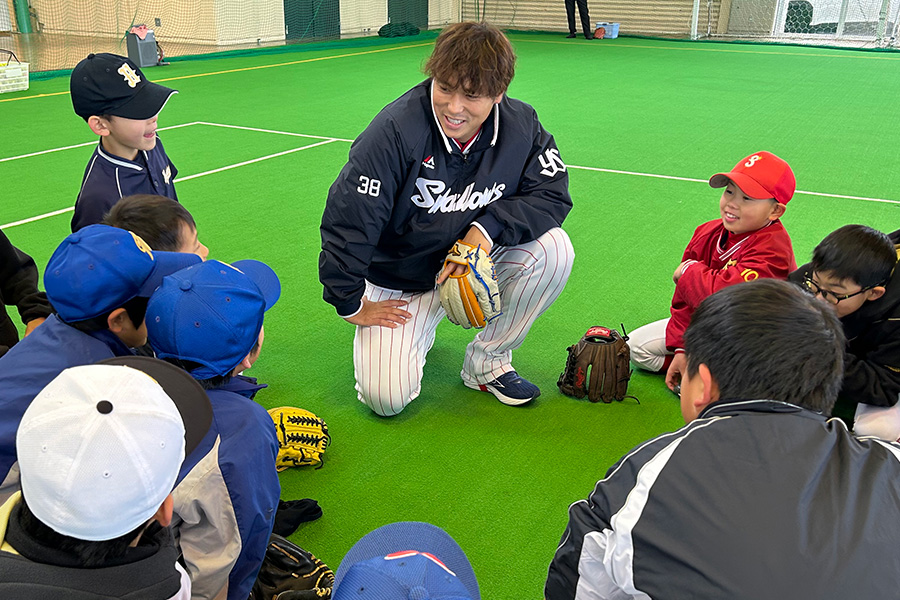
{"left": 1, "top": 32, "right": 898, "bottom": 597}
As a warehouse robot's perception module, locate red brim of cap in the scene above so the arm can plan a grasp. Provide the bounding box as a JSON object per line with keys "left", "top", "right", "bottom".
{"left": 708, "top": 172, "right": 776, "bottom": 201}
{"left": 110, "top": 83, "right": 177, "bottom": 120}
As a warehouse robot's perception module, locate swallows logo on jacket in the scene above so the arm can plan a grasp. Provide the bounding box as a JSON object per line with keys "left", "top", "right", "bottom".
{"left": 410, "top": 177, "right": 505, "bottom": 214}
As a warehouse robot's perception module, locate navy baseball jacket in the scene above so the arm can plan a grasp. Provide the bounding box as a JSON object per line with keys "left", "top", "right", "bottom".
{"left": 173, "top": 375, "right": 280, "bottom": 600}
{"left": 0, "top": 315, "right": 134, "bottom": 500}
{"left": 319, "top": 80, "right": 572, "bottom": 317}
{"left": 545, "top": 399, "right": 900, "bottom": 599}
{"left": 72, "top": 137, "right": 178, "bottom": 232}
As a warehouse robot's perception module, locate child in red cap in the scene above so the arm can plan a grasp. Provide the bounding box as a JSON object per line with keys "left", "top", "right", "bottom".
{"left": 628, "top": 151, "right": 798, "bottom": 391}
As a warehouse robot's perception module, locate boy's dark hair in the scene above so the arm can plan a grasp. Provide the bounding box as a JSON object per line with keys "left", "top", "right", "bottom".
{"left": 162, "top": 338, "right": 260, "bottom": 390}
{"left": 17, "top": 497, "right": 148, "bottom": 567}
{"left": 684, "top": 279, "right": 845, "bottom": 414}
{"left": 65, "top": 296, "right": 149, "bottom": 334}
{"left": 102, "top": 194, "right": 196, "bottom": 252}
{"left": 810, "top": 224, "right": 896, "bottom": 288}
{"left": 424, "top": 22, "right": 516, "bottom": 98}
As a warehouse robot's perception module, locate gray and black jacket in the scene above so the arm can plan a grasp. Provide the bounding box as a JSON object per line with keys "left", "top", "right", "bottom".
{"left": 545, "top": 399, "right": 900, "bottom": 600}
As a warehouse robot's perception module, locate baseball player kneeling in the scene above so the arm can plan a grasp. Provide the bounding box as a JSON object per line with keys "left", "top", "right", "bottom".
{"left": 319, "top": 22, "right": 574, "bottom": 416}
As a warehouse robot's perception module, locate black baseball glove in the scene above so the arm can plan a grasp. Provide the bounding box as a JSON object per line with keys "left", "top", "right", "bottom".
{"left": 249, "top": 534, "right": 333, "bottom": 600}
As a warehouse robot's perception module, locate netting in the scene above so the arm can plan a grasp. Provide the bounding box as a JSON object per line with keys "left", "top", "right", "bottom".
{"left": 1, "top": 0, "right": 897, "bottom": 75}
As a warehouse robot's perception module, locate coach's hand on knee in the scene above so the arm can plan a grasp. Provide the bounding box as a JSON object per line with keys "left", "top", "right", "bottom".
{"left": 344, "top": 298, "right": 411, "bottom": 328}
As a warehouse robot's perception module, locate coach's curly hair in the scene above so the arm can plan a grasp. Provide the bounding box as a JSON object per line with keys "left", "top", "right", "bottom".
{"left": 424, "top": 22, "right": 516, "bottom": 97}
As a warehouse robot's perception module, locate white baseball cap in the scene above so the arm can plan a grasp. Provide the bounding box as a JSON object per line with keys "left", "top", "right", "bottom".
{"left": 16, "top": 357, "right": 212, "bottom": 541}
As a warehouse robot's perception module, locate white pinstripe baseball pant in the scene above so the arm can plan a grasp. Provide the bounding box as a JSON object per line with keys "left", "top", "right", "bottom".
{"left": 353, "top": 227, "right": 574, "bottom": 416}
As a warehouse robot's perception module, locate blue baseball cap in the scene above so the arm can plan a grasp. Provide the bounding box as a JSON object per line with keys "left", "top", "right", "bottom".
{"left": 45, "top": 224, "right": 201, "bottom": 323}
{"left": 334, "top": 522, "right": 480, "bottom": 600}
{"left": 146, "top": 259, "right": 280, "bottom": 379}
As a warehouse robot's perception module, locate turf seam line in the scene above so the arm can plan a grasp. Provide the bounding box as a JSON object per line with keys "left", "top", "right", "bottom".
{"left": 0, "top": 42, "right": 434, "bottom": 104}
{"left": 196, "top": 121, "right": 354, "bottom": 143}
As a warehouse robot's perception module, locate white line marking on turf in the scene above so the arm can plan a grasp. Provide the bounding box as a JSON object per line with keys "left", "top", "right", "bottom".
{"left": 1, "top": 207, "right": 75, "bottom": 229}
{"left": 5, "top": 124, "right": 896, "bottom": 231}
{"left": 196, "top": 121, "right": 354, "bottom": 143}
{"left": 0, "top": 122, "right": 202, "bottom": 163}
{"left": 568, "top": 165, "right": 900, "bottom": 205}
{"left": 1, "top": 137, "right": 340, "bottom": 230}
{"left": 174, "top": 139, "right": 338, "bottom": 183}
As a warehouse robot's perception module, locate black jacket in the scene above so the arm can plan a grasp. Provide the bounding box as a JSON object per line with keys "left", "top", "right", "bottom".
{"left": 546, "top": 399, "right": 900, "bottom": 600}
{"left": 789, "top": 228, "right": 900, "bottom": 421}
{"left": 319, "top": 80, "right": 572, "bottom": 316}
{"left": 0, "top": 499, "right": 184, "bottom": 599}
{"left": 0, "top": 231, "right": 52, "bottom": 356}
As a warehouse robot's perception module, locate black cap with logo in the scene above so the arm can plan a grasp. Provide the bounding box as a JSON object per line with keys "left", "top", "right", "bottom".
{"left": 70, "top": 53, "right": 177, "bottom": 121}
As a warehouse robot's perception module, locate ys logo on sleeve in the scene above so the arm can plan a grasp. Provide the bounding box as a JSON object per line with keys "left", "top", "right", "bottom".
{"left": 538, "top": 148, "right": 567, "bottom": 178}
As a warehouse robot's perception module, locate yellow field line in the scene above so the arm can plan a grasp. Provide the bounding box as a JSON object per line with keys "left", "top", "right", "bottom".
{"left": 518, "top": 37, "right": 900, "bottom": 60}
{"left": 0, "top": 41, "right": 433, "bottom": 104}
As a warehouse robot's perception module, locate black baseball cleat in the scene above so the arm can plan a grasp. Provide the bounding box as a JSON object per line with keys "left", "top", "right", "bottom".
{"left": 466, "top": 371, "right": 540, "bottom": 406}
{"left": 566, "top": 33, "right": 577, "bottom": 38}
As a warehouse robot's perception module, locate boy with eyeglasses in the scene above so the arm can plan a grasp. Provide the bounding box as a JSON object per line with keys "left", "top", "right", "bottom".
{"left": 789, "top": 224, "right": 900, "bottom": 441}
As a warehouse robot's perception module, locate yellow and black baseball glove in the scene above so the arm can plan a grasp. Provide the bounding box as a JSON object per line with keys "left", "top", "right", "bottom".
{"left": 268, "top": 407, "right": 331, "bottom": 471}
{"left": 558, "top": 326, "right": 636, "bottom": 403}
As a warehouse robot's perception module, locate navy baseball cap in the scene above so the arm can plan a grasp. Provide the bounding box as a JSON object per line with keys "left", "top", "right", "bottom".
{"left": 333, "top": 522, "right": 480, "bottom": 600}
{"left": 147, "top": 260, "right": 281, "bottom": 379}
{"left": 70, "top": 53, "right": 177, "bottom": 120}
{"left": 45, "top": 225, "right": 201, "bottom": 323}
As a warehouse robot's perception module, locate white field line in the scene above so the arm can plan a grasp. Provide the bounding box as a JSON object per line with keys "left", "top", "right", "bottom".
{"left": 568, "top": 164, "right": 900, "bottom": 205}
{"left": 195, "top": 121, "right": 354, "bottom": 143}
{"left": 0, "top": 122, "right": 202, "bottom": 163}
{"left": 4, "top": 123, "right": 897, "bottom": 230}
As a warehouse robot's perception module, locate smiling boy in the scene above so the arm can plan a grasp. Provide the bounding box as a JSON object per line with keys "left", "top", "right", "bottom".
{"left": 319, "top": 22, "right": 574, "bottom": 416}
{"left": 628, "top": 151, "right": 797, "bottom": 389}
{"left": 70, "top": 53, "right": 180, "bottom": 232}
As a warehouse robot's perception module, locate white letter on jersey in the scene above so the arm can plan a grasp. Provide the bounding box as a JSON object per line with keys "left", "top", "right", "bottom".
{"left": 357, "top": 175, "right": 382, "bottom": 197}
{"left": 538, "top": 148, "right": 567, "bottom": 178}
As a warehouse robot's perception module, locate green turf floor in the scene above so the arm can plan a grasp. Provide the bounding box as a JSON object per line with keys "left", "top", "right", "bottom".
{"left": 1, "top": 32, "right": 899, "bottom": 597}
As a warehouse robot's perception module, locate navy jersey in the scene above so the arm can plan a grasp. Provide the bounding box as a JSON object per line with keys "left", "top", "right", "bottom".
{"left": 72, "top": 137, "right": 178, "bottom": 232}
{"left": 319, "top": 80, "right": 572, "bottom": 317}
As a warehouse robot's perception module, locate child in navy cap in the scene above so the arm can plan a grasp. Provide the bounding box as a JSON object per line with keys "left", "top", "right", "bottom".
{"left": 70, "top": 53, "right": 180, "bottom": 232}
{"left": 146, "top": 259, "right": 283, "bottom": 600}
{"left": 0, "top": 224, "right": 199, "bottom": 503}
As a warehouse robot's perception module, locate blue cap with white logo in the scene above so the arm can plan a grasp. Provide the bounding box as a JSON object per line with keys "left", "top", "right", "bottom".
{"left": 146, "top": 259, "right": 280, "bottom": 379}
{"left": 334, "top": 522, "right": 480, "bottom": 600}
{"left": 44, "top": 224, "right": 201, "bottom": 323}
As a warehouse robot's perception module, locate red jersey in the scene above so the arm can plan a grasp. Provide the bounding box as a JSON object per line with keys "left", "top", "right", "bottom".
{"left": 666, "top": 219, "right": 796, "bottom": 350}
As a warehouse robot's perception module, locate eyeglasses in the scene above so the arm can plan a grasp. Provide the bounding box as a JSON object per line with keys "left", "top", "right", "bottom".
{"left": 802, "top": 276, "right": 882, "bottom": 305}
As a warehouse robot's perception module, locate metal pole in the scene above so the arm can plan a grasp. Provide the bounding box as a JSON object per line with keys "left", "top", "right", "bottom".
{"left": 691, "top": 0, "right": 701, "bottom": 39}
{"left": 875, "top": 0, "right": 891, "bottom": 45}
{"left": 13, "top": 0, "right": 31, "bottom": 34}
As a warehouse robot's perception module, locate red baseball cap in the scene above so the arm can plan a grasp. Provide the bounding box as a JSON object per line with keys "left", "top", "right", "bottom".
{"left": 709, "top": 151, "right": 796, "bottom": 205}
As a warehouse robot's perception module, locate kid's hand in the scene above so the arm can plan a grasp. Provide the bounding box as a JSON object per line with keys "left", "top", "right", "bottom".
{"left": 673, "top": 260, "right": 693, "bottom": 283}
{"left": 665, "top": 353, "right": 687, "bottom": 391}
{"left": 344, "top": 297, "right": 411, "bottom": 328}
